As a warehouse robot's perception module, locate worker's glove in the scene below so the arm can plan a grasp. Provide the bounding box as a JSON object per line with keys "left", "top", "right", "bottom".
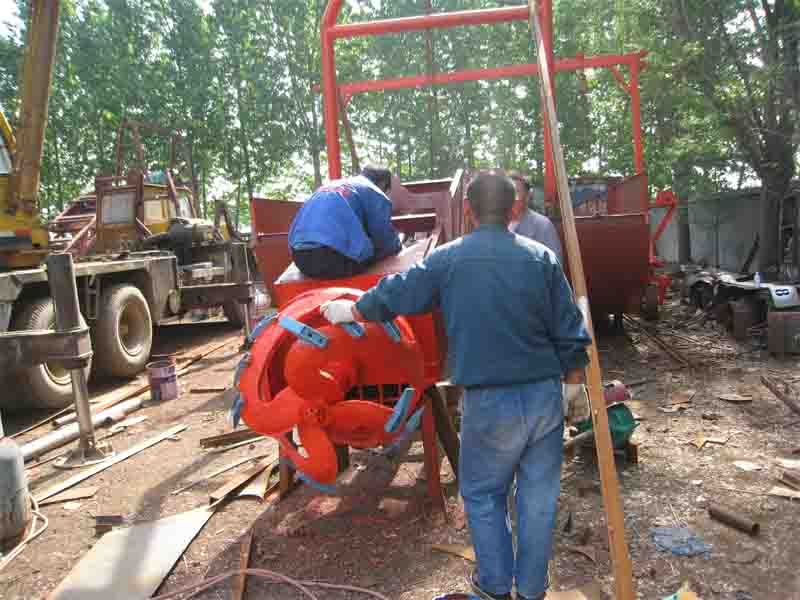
{"left": 321, "top": 300, "right": 357, "bottom": 324}
{"left": 563, "top": 383, "right": 591, "bottom": 425}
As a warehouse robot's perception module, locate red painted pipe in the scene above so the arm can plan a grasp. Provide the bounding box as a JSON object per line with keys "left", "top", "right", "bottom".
{"left": 321, "top": 0, "right": 344, "bottom": 179}
{"left": 337, "top": 55, "right": 644, "bottom": 96}
{"left": 329, "top": 6, "right": 530, "bottom": 39}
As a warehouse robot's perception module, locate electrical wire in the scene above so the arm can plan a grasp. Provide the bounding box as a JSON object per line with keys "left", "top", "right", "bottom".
{"left": 0, "top": 496, "right": 49, "bottom": 572}
{"left": 150, "top": 568, "right": 393, "bottom": 600}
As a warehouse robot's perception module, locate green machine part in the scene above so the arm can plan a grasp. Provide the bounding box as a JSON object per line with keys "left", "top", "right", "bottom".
{"left": 575, "top": 402, "right": 638, "bottom": 449}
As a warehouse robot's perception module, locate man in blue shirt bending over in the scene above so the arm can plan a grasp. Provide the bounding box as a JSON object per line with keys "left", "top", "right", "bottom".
{"left": 289, "top": 165, "right": 402, "bottom": 279}
{"left": 320, "top": 172, "right": 591, "bottom": 600}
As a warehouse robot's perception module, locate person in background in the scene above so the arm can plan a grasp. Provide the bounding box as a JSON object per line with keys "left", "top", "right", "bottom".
{"left": 507, "top": 170, "right": 563, "bottom": 262}
{"left": 289, "top": 165, "right": 402, "bottom": 279}
{"left": 319, "top": 172, "right": 591, "bottom": 600}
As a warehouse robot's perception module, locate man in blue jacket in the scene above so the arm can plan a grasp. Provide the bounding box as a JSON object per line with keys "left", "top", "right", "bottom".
{"left": 507, "top": 170, "right": 563, "bottom": 262}
{"left": 320, "top": 172, "right": 591, "bottom": 600}
{"left": 289, "top": 165, "right": 402, "bottom": 278}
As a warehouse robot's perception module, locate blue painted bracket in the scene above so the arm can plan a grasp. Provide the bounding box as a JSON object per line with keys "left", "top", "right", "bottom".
{"left": 382, "top": 320, "right": 401, "bottom": 342}
{"left": 340, "top": 321, "right": 365, "bottom": 338}
{"left": 229, "top": 393, "right": 245, "bottom": 428}
{"left": 279, "top": 316, "right": 328, "bottom": 348}
{"left": 246, "top": 313, "right": 277, "bottom": 345}
{"left": 384, "top": 387, "right": 416, "bottom": 433}
{"left": 233, "top": 352, "right": 251, "bottom": 388}
{"left": 280, "top": 458, "right": 338, "bottom": 494}
{"left": 383, "top": 406, "right": 425, "bottom": 457}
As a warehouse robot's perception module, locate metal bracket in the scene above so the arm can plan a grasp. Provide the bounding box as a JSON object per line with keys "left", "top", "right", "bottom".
{"left": 382, "top": 320, "right": 401, "bottom": 342}
{"left": 340, "top": 321, "right": 365, "bottom": 338}
{"left": 84, "top": 275, "right": 101, "bottom": 321}
{"left": 385, "top": 387, "right": 415, "bottom": 433}
{"left": 279, "top": 316, "right": 328, "bottom": 348}
{"left": 0, "top": 324, "right": 92, "bottom": 372}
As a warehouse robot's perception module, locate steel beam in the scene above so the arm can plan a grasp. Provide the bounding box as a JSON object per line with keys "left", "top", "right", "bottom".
{"left": 329, "top": 6, "right": 529, "bottom": 39}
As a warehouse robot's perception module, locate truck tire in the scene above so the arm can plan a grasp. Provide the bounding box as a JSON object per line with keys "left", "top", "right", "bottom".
{"left": 223, "top": 300, "right": 248, "bottom": 329}
{"left": 94, "top": 284, "right": 152, "bottom": 378}
{"left": 642, "top": 283, "right": 660, "bottom": 321}
{"left": 9, "top": 298, "right": 92, "bottom": 411}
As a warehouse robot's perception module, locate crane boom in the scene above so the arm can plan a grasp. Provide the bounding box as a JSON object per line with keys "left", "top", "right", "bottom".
{"left": 11, "top": 0, "right": 60, "bottom": 216}
{"left": 0, "top": 0, "right": 59, "bottom": 265}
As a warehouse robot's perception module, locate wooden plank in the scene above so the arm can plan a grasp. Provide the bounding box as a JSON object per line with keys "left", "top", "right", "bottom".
{"left": 528, "top": 3, "right": 635, "bottom": 598}
{"left": 209, "top": 459, "right": 274, "bottom": 504}
{"left": 171, "top": 453, "right": 272, "bottom": 496}
{"left": 200, "top": 429, "right": 262, "bottom": 449}
{"left": 34, "top": 424, "right": 188, "bottom": 503}
{"left": 232, "top": 528, "right": 255, "bottom": 600}
{"left": 209, "top": 436, "right": 267, "bottom": 454}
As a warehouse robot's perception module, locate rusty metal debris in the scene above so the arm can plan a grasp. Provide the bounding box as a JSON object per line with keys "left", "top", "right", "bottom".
{"left": 760, "top": 375, "right": 800, "bottom": 417}
{"left": 708, "top": 503, "right": 760, "bottom": 535}
{"left": 623, "top": 315, "right": 690, "bottom": 367}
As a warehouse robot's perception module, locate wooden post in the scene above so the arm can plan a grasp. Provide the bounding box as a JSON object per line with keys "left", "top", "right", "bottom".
{"left": 528, "top": 2, "right": 635, "bottom": 598}
{"left": 427, "top": 386, "right": 460, "bottom": 479}
{"left": 422, "top": 396, "right": 446, "bottom": 513}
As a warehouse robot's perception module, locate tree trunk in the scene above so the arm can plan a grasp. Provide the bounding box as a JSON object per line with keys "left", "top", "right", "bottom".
{"left": 54, "top": 132, "right": 63, "bottom": 211}
{"left": 188, "top": 133, "right": 200, "bottom": 215}
{"left": 309, "top": 89, "right": 323, "bottom": 188}
{"left": 757, "top": 181, "right": 784, "bottom": 272}
{"left": 234, "top": 71, "right": 254, "bottom": 201}
{"left": 394, "top": 122, "right": 402, "bottom": 178}
{"left": 678, "top": 197, "right": 691, "bottom": 264}
{"left": 672, "top": 159, "right": 693, "bottom": 264}
{"left": 235, "top": 184, "right": 242, "bottom": 230}
{"left": 463, "top": 101, "right": 474, "bottom": 169}
{"left": 201, "top": 166, "right": 208, "bottom": 219}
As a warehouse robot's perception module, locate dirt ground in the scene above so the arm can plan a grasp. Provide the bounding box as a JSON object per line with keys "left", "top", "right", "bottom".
{"left": 3, "top": 292, "right": 800, "bottom": 600}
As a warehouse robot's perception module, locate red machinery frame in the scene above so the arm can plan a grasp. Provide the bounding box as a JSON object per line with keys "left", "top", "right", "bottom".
{"left": 320, "top": 1, "right": 677, "bottom": 301}
{"left": 320, "top": 1, "right": 647, "bottom": 204}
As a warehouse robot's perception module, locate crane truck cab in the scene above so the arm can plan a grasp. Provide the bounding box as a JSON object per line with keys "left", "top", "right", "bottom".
{"left": 0, "top": 107, "right": 50, "bottom": 267}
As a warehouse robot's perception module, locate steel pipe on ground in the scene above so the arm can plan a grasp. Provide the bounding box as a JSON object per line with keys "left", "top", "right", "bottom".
{"left": 21, "top": 397, "right": 144, "bottom": 463}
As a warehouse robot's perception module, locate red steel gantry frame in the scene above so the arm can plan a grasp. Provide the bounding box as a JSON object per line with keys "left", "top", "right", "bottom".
{"left": 320, "top": 1, "right": 647, "bottom": 206}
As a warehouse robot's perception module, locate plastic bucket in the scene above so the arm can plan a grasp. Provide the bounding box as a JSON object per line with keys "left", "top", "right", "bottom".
{"left": 147, "top": 360, "right": 179, "bottom": 402}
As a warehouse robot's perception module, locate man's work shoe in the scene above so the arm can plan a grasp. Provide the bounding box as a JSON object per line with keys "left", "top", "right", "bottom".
{"left": 468, "top": 570, "right": 512, "bottom": 600}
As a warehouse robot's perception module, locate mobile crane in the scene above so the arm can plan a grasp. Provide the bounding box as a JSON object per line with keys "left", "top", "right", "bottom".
{"left": 0, "top": 1, "right": 253, "bottom": 410}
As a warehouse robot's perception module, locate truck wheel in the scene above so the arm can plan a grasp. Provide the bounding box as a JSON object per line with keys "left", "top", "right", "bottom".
{"left": 223, "top": 300, "right": 249, "bottom": 329}
{"left": 9, "top": 298, "right": 92, "bottom": 411}
{"left": 642, "top": 284, "right": 660, "bottom": 321}
{"left": 94, "top": 284, "right": 152, "bottom": 378}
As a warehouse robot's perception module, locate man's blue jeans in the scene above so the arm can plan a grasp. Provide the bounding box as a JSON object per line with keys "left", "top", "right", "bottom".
{"left": 460, "top": 378, "right": 564, "bottom": 599}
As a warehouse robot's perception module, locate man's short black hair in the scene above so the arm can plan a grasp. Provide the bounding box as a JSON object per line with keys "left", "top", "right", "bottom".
{"left": 507, "top": 169, "right": 531, "bottom": 192}
{"left": 361, "top": 165, "right": 392, "bottom": 194}
{"left": 466, "top": 171, "right": 516, "bottom": 225}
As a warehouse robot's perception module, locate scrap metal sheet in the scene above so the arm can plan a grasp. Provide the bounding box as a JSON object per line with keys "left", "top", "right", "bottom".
{"left": 48, "top": 507, "right": 214, "bottom": 600}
